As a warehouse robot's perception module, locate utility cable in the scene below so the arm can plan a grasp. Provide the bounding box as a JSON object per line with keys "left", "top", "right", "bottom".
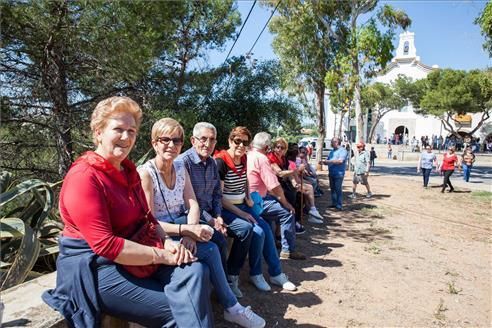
{"left": 247, "top": 0, "right": 282, "bottom": 55}
{"left": 224, "top": 0, "right": 257, "bottom": 62}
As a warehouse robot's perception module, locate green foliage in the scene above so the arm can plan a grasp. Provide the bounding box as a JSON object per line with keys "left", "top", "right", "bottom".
{"left": 343, "top": 1, "right": 411, "bottom": 142}
{"left": 399, "top": 69, "right": 491, "bottom": 137}
{"left": 0, "top": 172, "right": 60, "bottom": 290}
{"left": 361, "top": 79, "right": 406, "bottom": 141}
{"left": 1, "top": 0, "right": 243, "bottom": 181}
{"left": 475, "top": 1, "right": 492, "bottom": 57}
{"left": 201, "top": 59, "right": 302, "bottom": 148}
{"left": 416, "top": 69, "right": 491, "bottom": 116}
{"left": 268, "top": 0, "right": 351, "bottom": 157}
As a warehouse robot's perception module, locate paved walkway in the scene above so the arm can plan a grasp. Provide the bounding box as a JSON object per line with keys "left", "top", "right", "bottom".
{"left": 367, "top": 160, "right": 492, "bottom": 192}
{"left": 316, "top": 157, "right": 492, "bottom": 192}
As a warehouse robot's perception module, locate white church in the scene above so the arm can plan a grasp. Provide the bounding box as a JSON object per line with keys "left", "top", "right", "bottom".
{"left": 325, "top": 31, "right": 491, "bottom": 146}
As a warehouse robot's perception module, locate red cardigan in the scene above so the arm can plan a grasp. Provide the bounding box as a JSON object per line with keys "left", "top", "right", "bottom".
{"left": 60, "top": 151, "right": 155, "bottom": 260}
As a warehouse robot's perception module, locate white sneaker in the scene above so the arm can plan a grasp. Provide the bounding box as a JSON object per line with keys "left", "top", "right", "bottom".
{"left": 348, "top": 193, "right": 356, "bottom": 199}
{"left": 224, "top": 306, "right": 266, "bottom": 328}
{"left": 249, "top": 274, "right": 271, "bottom": 291}
{"left": 366, "top": 192, "right": 373, "bottom": 198}
{"left": 270, "top": 273, "right": 297, "bottom": 291}
{"left": 308, "top": 207, "right": 323, "bottom": 219}
{"left": 307, "top": 216, "right": 323, "bottom": 224}
{"left": 228, "top": 275, "right": 243, "bottom": 298}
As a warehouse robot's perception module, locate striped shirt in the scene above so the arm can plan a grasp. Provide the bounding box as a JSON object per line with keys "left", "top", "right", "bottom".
{"left": 216, "top": 158, "right": 246, "bottom": 204}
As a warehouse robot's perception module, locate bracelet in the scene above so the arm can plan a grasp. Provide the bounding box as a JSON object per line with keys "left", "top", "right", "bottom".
{"left": 151, "top": 247, "right": 159, "bottom": 264}
{"left": 178, "top": 224, "right": 182, "bottom": 236}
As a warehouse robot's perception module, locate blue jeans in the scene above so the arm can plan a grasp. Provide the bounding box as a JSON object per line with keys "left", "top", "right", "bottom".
{"left": 260, "top": 195, "right": 296, "bottom": 253}
{"left": 222, "top": 204, "right": 282, "bottom": 277}
{"left": 174, "top": 215, "right": 229, "bottom": 278}
{"left": 421, "top": 168, "right": 432, "bottom": 187}
{"left": 171, "top": 216, "right": 237, "bottom": 308}
{"left": 219, "top": 210, "right": 253, "bottom": 276}
{"left": 462, "top": 164, "right": 472, "bottom": 182}
{"left": 329, "top": 174, "right": 344, "bottom": 209}
{"left": 98, "top": 261, "right": 213, "bottom": 328}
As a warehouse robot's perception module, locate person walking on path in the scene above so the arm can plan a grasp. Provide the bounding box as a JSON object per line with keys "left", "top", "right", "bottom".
{"left": 438, "top": 146, "right": 461, "bottom": 193}
{"left": 461, "top": 147, "right": 476, "bottom": 182}
{"left": 417, "top": 145, "right": 438, "bottom": 188}
{"left": 320, "top": 137, "right": 348, "bottom": 210}
{"left": 369, "top": 147, "right": 377, "bottom": 167}
{"left": 348, "top": 142, "right": 372, "bottom": 199}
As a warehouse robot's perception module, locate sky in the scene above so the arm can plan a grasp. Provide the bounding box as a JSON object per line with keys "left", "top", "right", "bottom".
{"left": 202, "top": 0, "right": 491, "bottom": 70}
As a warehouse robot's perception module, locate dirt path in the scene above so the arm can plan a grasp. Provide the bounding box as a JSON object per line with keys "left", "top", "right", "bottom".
{"left": 215, "top": 171, "right": 491, "bottom": 327}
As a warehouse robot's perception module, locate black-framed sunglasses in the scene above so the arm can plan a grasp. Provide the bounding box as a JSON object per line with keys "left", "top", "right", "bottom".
{"left": 275, "top": 144, "right": 286, "bottom": 150}
{"left": 156, "top": 136, "right": 183, "bottom": 146}
{"left": 232, "top": 138, "right": 250, "bottom": 146}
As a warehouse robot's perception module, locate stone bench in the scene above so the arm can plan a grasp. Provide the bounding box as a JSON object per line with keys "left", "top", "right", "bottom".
{"left": 1, "top": 272, "right": 143, "bottom": 328}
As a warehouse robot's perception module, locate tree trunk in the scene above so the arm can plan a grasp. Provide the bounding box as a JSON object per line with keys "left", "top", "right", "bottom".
{"left": 40, "top": 1, "right": 73, "bottom": 177}
{"left": 337, "top": 110, "right": 346, "bottom": 138}
{"left": 367, "top": 105, "right": 379, "bottom": 142}
{"left": 315, "top": 84, "right": 326, "bottom": 169}
{"left": 351, "top": 17, "right": 364, "bottom": 143}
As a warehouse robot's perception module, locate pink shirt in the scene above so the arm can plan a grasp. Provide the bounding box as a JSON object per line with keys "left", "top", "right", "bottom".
{"left": 247, "top": 149, "right": 280, "bottom": 197}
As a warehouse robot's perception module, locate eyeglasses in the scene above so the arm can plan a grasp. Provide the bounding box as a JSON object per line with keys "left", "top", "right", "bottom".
{"left": 275, "top": 145, "right": 286, "bottom": 150}
{"left": 232, "top": 138, "right": 250, "bottom": 146}
{"left": 194, "top": 136, "right": 217, "bottom": 145}
{"left": 156, "top": 137, "right": 183, "bottom": 146}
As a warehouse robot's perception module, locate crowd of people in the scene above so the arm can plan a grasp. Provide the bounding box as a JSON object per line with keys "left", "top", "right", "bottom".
{"left": 42, "top": 96, "right": 485, "bottom": 327}
{"left": 42, "top": 96, "right": 361, "bottom": 328}
{"left": 417, "top": 144, "right": 477, "bottom": 190}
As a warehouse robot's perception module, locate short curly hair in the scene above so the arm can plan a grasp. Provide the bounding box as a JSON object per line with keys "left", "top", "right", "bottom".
{"left": 90, "top": 96, "right": 142, "bottom": 146}
{"left": 228, "top": 126, "right": 252, "bottom": 142}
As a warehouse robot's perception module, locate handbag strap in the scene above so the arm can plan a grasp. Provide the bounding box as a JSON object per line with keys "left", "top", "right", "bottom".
{"left": 149, "top": 161, "right": 175, "bottom": 222}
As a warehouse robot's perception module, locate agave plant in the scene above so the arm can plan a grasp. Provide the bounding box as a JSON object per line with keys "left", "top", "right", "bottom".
{"left": 0, "top": 171, "right": 61, "bottom": 290}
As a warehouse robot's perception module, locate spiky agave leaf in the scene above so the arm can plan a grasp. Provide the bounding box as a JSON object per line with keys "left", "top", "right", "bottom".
{"left": 0, "top": 218, "right": 41, "bottom": 290}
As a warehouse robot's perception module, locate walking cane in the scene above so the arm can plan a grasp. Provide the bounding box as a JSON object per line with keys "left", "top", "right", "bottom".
{"left": 300, "top": 170, "right": 304, "bottom": 226}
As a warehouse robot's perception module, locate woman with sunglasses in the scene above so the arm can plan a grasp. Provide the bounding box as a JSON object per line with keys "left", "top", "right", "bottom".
{"left": 268, "top": 137, "right": 323, "bottom": 225}
{"left": 417, "top": 145, "right": 437, "bottom": 188}
{"left": 139, "top": 118, "right": 265, "bottom": 328}
{"left": 215, "top": 127, "right": 297, "bottom": 295}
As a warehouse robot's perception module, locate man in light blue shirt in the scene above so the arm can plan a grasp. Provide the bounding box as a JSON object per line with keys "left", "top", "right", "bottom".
{"left": 320, "top": 137, "right": 348, "bottom": 210}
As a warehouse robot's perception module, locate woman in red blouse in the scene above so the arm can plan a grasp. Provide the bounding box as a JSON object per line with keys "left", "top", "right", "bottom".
{"left": 43, "top": 97, "right": 212, "bottom": 327}
{"left": 438, "top": 145, "right": 461, "bottom": 193}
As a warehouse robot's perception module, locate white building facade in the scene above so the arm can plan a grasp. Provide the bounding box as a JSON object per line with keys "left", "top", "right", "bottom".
{"left": 373, "top": 31, "right": 491, "bottom": 144}
{"left": 325, "top": 31, "right": 491, "bottom": 145}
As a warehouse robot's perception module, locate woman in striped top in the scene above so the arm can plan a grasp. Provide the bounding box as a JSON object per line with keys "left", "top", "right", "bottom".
{"left": 215, "top": 127, "right": 296, "bottom": 296}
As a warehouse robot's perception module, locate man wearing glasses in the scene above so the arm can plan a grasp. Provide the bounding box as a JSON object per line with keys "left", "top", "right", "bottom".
{"left": 179, "top": 122, "right": 253, "bottom": 289}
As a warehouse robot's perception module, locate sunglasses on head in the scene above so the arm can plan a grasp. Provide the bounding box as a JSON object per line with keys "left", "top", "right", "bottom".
{"left": 156, "top": 136, "right": 183, "bottom": 146}
{"left": 232, "top": 138, "right": 250, "bottom": 146}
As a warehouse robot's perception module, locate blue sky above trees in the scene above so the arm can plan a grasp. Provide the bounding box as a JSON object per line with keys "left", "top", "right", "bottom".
{"left": 204, "top": 0, "right": 490, "bottom": 70}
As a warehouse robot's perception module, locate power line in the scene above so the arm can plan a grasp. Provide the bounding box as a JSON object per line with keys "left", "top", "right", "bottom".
{"left": 224, "top": 0, "right": 257, "bottom": 62}
{"left": 247, "top": 0, "right": 282, "bottom": 55}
